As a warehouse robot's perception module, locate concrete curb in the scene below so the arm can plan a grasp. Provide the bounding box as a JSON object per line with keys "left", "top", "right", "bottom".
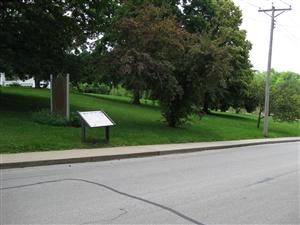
{"left": 1, "top": 138, "right": 299, "bottom": 169}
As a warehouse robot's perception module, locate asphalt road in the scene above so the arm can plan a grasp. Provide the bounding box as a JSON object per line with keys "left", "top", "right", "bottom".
{"left": 1, "top": 142, "right": 299, "bottom": 224}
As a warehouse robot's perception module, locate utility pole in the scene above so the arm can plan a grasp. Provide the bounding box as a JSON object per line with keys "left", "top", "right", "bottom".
{"left": 258, "top": 3, "right": 291, "bottom": 137}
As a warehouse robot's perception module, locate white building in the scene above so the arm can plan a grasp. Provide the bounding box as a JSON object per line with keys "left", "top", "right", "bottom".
{"left": 0, "top": 73, "right": 50, "bottom": 88}
{"left": 0, "top": 73, "right": 6, "bottom": 86}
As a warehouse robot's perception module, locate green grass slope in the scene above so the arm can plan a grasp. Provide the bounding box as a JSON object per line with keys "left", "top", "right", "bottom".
{"left": 0, "top": 87, "right": 299, "bottom": 153}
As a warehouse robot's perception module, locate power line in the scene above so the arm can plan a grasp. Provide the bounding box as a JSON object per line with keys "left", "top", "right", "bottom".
{"left": 237, "top": 0, "right": 260, "bottom": 9}
{"left": 258, "top": 0, "right": 293, "bottom": 9}
{"left": 245, "top": 1, "right": 260, "bottom": 9}
{"left": 241, "top": 14, "right": 269, "bottom": 23}
{"left": 279, "top": 0, "right": 292, "bottom": 7}
{"left": 276, "top": 22, "right": 300, "bottom": 29}
{"left": 285, "top": 13, "right": 300, "bottom": 27}
{"left": 277, "top": 24, "right": 299, "bottom": 41}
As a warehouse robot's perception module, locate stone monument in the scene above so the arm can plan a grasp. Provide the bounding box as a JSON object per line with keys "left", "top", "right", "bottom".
{"left": 50, "top": 74, "right": 69, "bottom": 120}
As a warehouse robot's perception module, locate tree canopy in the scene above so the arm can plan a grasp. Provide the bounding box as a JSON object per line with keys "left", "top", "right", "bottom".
{"left": 0, "top": 0, "right": 117, "bottom": 83}
{"left": 103, "top": 2, "right": 235, "bottom": 126}
{"left": 5, "top": 0, "right": 290, "bottom": 127}
{"left": 246, "top": 71, "right": 300, "bottom": 125}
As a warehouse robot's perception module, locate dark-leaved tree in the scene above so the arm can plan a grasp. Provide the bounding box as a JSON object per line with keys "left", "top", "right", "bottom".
{"left": 0, "top": 0, "right": 117, "bottom": 86}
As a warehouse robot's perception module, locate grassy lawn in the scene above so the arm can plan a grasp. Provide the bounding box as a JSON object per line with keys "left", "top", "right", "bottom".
{"left": 0, "top": 87, "right": 299, "bottom": 153}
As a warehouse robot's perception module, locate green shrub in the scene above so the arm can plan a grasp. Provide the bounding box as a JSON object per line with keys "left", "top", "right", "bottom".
{"left": 97, "top": 83, "right": 111, "bottom": 94}
{"left": 69, "top": 111, "right": 81, "bottom": 127}
{"left": 32, "top": 109, "right": 81, "bottom": 127}
{"left": 110, "top": 85, "right": 132, "bottom": 97}
{"left": 70, "top": 84, "right": 80, "bottom": 94}
{"left": 77, "top": 82, "right": 111, "bottom": 94}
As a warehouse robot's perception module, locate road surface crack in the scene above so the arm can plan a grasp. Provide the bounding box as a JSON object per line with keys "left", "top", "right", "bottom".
{"left": 1, "top": 178, "right": 205, "bottom": 225}
{"left": 246, "top": 169, "right": 299, "bottom": 187}
{"left": 82, "top": 208, "right": 128, "bottom": 224}
{"left": 106, "top": 208, "right": 128, "bottom": 222}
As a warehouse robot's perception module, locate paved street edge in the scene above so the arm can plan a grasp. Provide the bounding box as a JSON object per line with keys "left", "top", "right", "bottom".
{"left": 1, "top": 138, "right": 299, "bottom": 169}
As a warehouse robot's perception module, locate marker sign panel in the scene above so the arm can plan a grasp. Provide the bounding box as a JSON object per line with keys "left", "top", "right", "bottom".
{"left": 78, "top": 111, "right": 114, "bottom": 128}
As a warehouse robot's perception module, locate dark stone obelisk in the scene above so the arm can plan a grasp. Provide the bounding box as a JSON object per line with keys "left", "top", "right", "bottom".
{"left": 50, "top": 74, "right": 70, "bottom": 120}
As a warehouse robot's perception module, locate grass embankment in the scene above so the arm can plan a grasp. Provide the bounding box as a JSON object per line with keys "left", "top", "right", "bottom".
{"left": 0, "top": 87, "right": 299, "bottom": 153}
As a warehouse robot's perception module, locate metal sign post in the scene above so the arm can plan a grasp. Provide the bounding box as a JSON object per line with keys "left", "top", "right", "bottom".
{"left": 81, "top": 123, "right": 86, "bottom": 142}
{"left": 105, "top": 126, "right": 110, "bottom": 142}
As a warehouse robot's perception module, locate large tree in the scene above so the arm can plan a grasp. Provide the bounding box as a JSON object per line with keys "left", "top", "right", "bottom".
{"left": 246, "top": 71, "right": 300, "bottom": 127}
{"left": 0, "top": 0, "right": 117, "bottom": 86}
{"left": 244, "top": 74, "right": 265, "bottom": 127}
{"left": 182, "top": 0, "right": 253, "bottom": 113}
{"left": 270, "top": 72, "right": 300, "bottom": 122}
{"left": 105, "top": 2, "right": 231, "bottom": 127}
{"left": 106, "top": 2, "right": 187, "bottom": 106}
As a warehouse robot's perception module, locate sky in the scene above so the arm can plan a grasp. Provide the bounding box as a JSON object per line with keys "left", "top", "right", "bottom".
{"left": 232, "top": 0, "right": 300, "bottom": 74}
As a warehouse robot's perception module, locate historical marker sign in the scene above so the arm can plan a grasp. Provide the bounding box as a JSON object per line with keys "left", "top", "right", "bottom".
{"left": 78, "top": 111, "right": 114, "bottom": 127}
{"left": 78, "top": 111, "right": 115, "bottom": 142}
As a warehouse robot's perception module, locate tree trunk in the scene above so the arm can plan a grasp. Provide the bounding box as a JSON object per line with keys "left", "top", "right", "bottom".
{"left": 132, "top": 89, "right": 141, "bottom": 105}
{"left": 34, "top": 77, "right": 40, "bottom": 89}
{"left": 257, "top": 108, "right": 262, "bottom": 128}
{"left": 167, "top": 114, "right": 177, "bottom": 128}
{"left": 203, "top": 93, "right": 210, "bottom": 113}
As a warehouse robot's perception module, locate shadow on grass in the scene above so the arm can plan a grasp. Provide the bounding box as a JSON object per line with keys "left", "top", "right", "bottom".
{"left": 83, "top": 93, "right": 159, "bottom": 111}
{"left": 82, "top": 136, "right": 111, "bottom": 145}
{"left": 270, "top": 125, "right": 300, "bottom": 136}
{"left": 1, "top": 89, "right": 158, "bottom": 113}
{"left": 0, "top": 93, "right": 49, "bottom": 111}
{"left": 209, "top": 111, "right": 256, "bottom": 122}
{"left": 1, "top": 92, "right": 95, "bottom": 113}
